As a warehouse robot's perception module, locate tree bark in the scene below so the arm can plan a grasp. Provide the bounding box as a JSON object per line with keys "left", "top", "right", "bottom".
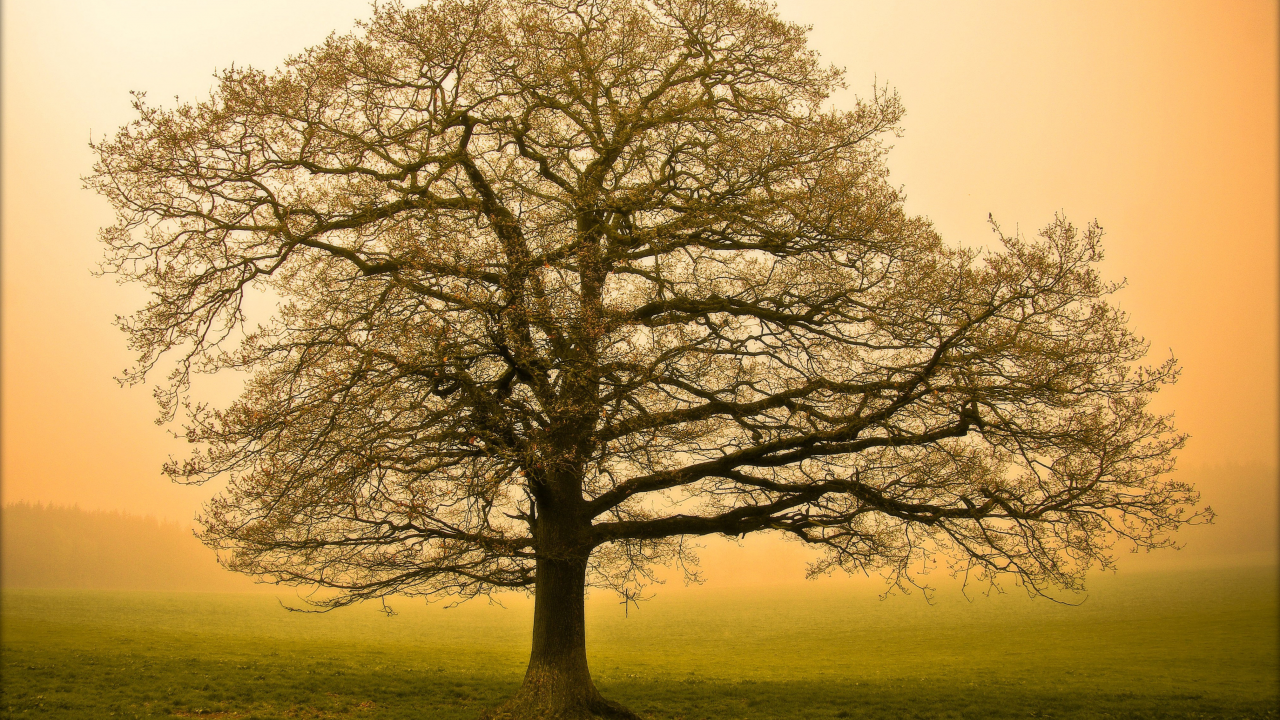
{"left": 481, "top": 546, "right": 639, "bottom": 718}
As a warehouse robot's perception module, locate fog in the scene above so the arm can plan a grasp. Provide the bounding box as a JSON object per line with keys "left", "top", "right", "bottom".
{"left": 1, "top": 502, "right": 255, "bottom": 592}
{"left": 2, "top": 0, "right": 1276, "bottom": 590}
{"left": 4, "top": 461, "right": 1273, "bottom": 594}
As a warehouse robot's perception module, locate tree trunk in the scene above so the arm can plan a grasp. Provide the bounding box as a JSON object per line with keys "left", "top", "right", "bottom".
{"left": 480, "top": 552, "right": 640, "bottom": 720}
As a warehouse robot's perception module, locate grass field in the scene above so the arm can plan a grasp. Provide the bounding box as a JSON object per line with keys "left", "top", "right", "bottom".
{"left": 2, "top": 566, "right": 1276, "bottom": 719}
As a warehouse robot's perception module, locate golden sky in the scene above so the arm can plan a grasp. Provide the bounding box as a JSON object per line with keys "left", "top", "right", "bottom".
{"left": 2, "top": 1, "right": 1276, "bottom": 567}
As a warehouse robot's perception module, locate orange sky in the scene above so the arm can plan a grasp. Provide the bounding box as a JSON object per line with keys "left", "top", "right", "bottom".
{"left": 2, "top": 1, "right": 1276, "bottom": 569}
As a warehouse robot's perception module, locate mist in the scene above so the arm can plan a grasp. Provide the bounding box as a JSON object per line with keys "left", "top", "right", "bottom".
{"left": 1, "top": 502, "right": 256, "bottom": 592}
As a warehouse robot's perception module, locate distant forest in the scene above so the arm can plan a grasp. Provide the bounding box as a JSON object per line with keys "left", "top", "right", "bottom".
{"left": 3, "top": 464, "right": 1274, "bottom": 592}
{"left": 1, "top": 503, "right": 257, "bottom": 591}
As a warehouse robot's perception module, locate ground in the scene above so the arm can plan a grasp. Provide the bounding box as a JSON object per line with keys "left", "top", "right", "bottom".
{"left": 1, "top": 566, "right": 1276, "bottom": 719}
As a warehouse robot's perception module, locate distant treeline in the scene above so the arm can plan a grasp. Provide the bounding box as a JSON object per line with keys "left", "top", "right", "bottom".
{"left": 1, "top": 503, "right": 257, "bottom": 591}
{"left": 3, "top": 464, "right": 1274, "bottom": 593}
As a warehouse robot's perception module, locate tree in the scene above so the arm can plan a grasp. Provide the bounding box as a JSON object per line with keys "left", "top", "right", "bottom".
{"left": 89, "top": 0, "right": 1204, "bottom": 717}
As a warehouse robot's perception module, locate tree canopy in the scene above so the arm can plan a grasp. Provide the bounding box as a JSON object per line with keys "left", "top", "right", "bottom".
{"left": 90, "top": 0, "right": 1203, "bottom": 716}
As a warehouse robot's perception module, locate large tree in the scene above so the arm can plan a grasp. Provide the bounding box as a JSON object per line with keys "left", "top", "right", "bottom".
{"left": 90, "top": 0, "right": 1202, "bottom": 717}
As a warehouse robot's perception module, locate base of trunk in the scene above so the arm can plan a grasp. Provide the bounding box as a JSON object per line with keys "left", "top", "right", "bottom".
{"left": 478, "top": 665, "right": 641, "bottom": 720}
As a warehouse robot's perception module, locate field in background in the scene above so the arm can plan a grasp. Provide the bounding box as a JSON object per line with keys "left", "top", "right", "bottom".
{"left": 2, "top": 566, "right": 1276, "bottom": 719}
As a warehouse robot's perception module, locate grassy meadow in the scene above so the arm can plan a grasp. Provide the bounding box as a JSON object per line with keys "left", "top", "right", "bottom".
{"left": 2, "top": 565, "right": 1276, "bottom": 720}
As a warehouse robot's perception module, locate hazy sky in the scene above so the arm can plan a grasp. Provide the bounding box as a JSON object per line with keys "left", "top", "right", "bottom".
{"left": 2, "top": 1, "right": 1276, "bottom": 566}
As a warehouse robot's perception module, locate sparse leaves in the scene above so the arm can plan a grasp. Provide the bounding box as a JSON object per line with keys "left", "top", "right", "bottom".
{"left": 89, "top": 0, "right": 1202, "bottom": 610}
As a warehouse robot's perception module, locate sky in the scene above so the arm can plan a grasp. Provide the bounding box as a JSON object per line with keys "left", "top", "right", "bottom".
{"left": 2, "top": 1, "right": 1277, "bottom": 576}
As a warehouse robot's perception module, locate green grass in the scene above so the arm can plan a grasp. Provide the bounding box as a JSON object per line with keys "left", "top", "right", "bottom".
{"left": 2, "top": 566, "right": 1276, "bottom": 719}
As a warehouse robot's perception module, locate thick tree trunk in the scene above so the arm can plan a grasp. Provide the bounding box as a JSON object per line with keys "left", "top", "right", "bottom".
{"left": 481, "top": 553, "right": 639, "bottom": 720}
{"left": 519, "top": 556, "right": 609, "bottom": 713}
